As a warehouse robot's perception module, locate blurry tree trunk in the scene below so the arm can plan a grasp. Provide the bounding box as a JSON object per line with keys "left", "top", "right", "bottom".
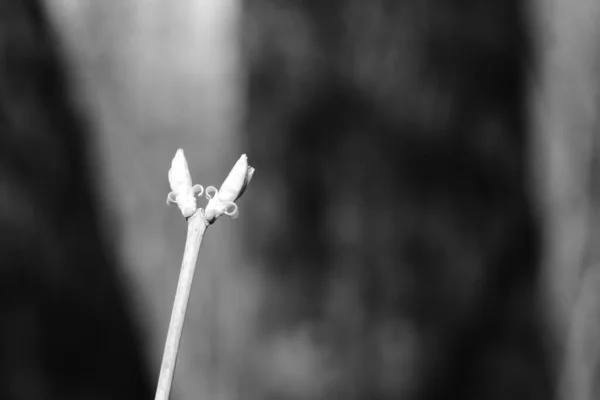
{"left": 530, "top": 0, "right": 600, "bottom": 399}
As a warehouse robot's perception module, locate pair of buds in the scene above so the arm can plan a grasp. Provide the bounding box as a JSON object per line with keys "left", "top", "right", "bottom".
{"left": 166, "top": 149, "right": 255, "bottom": 223}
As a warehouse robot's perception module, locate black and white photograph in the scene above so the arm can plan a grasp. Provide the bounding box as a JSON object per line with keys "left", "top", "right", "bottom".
{"left": 0, "top": 1, "right": 598, "bottom": 399}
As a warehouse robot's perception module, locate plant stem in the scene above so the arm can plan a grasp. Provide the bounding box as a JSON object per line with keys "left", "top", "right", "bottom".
{"left": 155, "top": 211, "right": 209, "bottom": 400}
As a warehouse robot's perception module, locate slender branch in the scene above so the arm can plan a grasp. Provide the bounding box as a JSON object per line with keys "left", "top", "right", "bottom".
{"left": 155, "top": 211, "right": 209, "bottom": 400}
{"left": 157, "top": 150, "right": 254, "bottom": 399}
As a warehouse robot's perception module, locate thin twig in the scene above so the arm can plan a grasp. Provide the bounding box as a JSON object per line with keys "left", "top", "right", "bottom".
{"left": 155, "top": 211, "right": 209, "bottom": 400}
{"left": 157, "top": 150, "right": 254, "bottom": 399}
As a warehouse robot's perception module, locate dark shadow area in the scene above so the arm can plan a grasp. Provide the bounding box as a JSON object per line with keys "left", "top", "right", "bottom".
{"left": 0, "top": 0, "right": 153, "bottom": 398}
{"left": 243, "top": 1, "right": 555, "bottom": 399}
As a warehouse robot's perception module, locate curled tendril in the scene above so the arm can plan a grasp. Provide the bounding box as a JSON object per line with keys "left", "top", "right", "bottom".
{"left": 205, "top": 186, "right": 218, "bottom": 200}
{"left": 166, "top": 191, "right": 177, "bottom": 205}
{"left": 222, "top": 201, "right": 239, "bottom": 219}
{"left": 192, "top": 184, "right": 204, "bottom": 197}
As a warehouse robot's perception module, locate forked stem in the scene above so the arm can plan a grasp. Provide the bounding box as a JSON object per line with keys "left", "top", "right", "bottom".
{"left": 158, "top": 150, "right": 254, "bottom": 399}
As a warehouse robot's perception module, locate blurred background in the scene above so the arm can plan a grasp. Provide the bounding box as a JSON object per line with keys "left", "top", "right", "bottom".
{"left": 1, "top": 0, "right": 599, "bottom": 399}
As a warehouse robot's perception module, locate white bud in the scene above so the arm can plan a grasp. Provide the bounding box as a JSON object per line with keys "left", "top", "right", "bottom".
{"left": 217, "top": 154, "right": 255, "bottom": 203}
{"left": 167, "top": 149, "right": 198, "bottom": 218}
{"left": 204, "top": 154, "right": 254, "bottom": 223}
